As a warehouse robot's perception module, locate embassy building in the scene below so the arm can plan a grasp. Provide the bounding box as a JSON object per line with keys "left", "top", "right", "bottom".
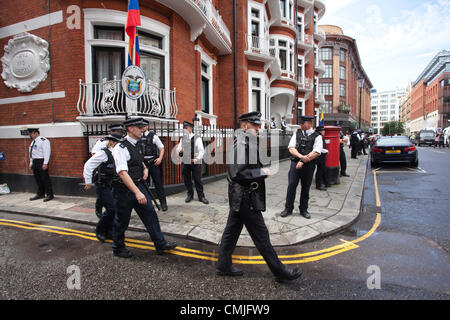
{"left": 0, "top": 0, "right": 326, "bottom": 195}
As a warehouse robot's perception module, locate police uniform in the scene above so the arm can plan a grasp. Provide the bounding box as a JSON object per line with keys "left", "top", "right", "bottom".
{"left": 339, "top": 131, "right": 349, "bottom": 177}
{"left": 83, "top": 133, "right": 122, "bottom": 242}
{"left": 314, "top": 126, "right": 330, "bottom": 190}
{"left": 111, "top": 117, "right": 176, "bottom": 258}
{"left": 91, "top": 124, "right": 124, "bottom": 217}
{"left": 28, "top": 128, "right": 54, "bottom": 202}
{"left": 350, "top": 130, "right": 361, "bottom": 159}
{"left": 281, "top": 116, "right": 323, "bottom": 219}
{"left": 139, "top": 129, "right": 168, "bottom": 210}
{"left": 216, "top": 112, "right": 302, "bottom": 282}
{"left": 176, "top": 121, "right": 208, "bottom": 204}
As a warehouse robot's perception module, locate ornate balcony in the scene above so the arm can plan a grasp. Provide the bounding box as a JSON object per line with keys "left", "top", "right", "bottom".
{"left": 315, "top": 0, "right": 327, "bottom": 20}
{"left": 315, "top": 94, "right": 326, "bottom": 105}
{"left": 155, "top": 0, "right": 231, "bottom": 55}
{"left": 245, "top": 34, "right": 274, "bottom": 64}
{"left": 297, "top": 77, "right": 314, "bottom": 92}
{"left": 297, "top": 33, "right": 314, "bottom": 51}
{"left": 76, "top": 78, "right": 178, "bottom": 122}
{"left": 315, "top": 60, "right": 326, "bottom": 75}
{"left": 314, "top": 29, "right": 326, "bottom": 46}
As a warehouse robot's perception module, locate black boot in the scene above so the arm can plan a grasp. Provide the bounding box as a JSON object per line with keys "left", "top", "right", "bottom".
{"left": 280, "top": 209, "right": 292, "bottom": 218}
{"left": 276, "top": 267, "right": 302, "bottom": 283}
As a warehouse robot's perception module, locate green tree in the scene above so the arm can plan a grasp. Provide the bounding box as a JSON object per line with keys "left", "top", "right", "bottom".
{"left": 381, "top": 121, "right": 405, "bottom": 136}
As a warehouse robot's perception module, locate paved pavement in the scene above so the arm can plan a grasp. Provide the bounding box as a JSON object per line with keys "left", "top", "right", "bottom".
{"left": 0, "top": 148, "right": 367, "bottom": 247}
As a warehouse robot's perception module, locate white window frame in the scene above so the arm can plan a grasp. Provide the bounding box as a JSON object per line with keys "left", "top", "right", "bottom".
{"left": 297, "top": 55, "right": 305, "bottom": 83}
{"left": 248, "top": 70, "right": 268, "bottom": 120}
{"left": 196, "top": 45, "right": 216, "bottom": 116}
{"left": 297, "top": 13, "right": 304, "bottom": 41}
{"left": 297, "top": 98, "right": 305, "bottom": 118}
{"left": 270, "top": 35, "right": 295, "bottom": 76}
{"left": 83, "top": 9, "right": 170, "bottom": 88}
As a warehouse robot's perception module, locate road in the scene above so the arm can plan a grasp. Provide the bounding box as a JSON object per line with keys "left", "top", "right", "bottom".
{"left": 0, "top": 146, "right": 449, "bottom": 302}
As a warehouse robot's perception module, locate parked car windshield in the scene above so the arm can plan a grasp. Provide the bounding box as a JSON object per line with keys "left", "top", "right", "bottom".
{"left": 375, "top": 136, "right": 411, "bottom": 147}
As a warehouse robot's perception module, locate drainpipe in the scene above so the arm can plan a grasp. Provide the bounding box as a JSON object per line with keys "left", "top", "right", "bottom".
{"left": 233, "top": 0, "right": 238, "bottom": 129}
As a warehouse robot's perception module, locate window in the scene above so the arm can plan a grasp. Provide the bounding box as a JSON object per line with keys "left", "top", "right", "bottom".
{"left": 319, "top": 47, "right": 332, "bottom": 60}
{"left": 92, "top": 47, "right": 124, "bottom": 83}
{"left": 94, "top": 26, "right": 124, "bottom": 40}
{"left": 280, "top": 0, "right": 294, "bottom": 23}
{"left": 313, "top": 12, "right": 318, "bottom": 33}
{"left": 297, "top": 15, "right": 304, "bottom": 38}
{"left": 251, "top": 78, "right": 261, "bottom": 113}
{"left": 201, "top": 63, "right": 210, "bottom": 113}
{"left": 279, "top": 49, "right": 287, "bottom": 70}
{"left": 138, "top": 31, "right": 162, "bottom": 49}
{"left": 297, "top": 57, "right": 304, "bottom": 82}
{"left": 297, "top": 100, "right": 305, "bottom": 124}
{"left": 319, "top": 83, "right": 333, "bottom": 96}
{"left": 340, "top": 66, "right": 346, "bottom": 80}
{"left": 323, "top": 101, "right": 333, "bottom": 114}
{"left": 340, "top": 84, "right": 346, "bottom": 97}
{"left": 340, "top": 49, "right": 346, "bottom": 62}
{"left": 321, "top": 64, "right": 332, "bottom": 79}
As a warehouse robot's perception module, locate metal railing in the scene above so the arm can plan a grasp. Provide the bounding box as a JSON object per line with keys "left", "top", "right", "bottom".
{"left": 298, "top": 33, "right": 313, "bottom": 46}
{"left": 192, "top": 0, "right": 231, "bottom": 46}
{"left": 297, "top": 77, "right": 314, "bottom": 90}
{"left": 246, "top": 34, "right": 270, "bottom": 55}
{"left": 77, "top": 78, "right": 178, "bottom": 118}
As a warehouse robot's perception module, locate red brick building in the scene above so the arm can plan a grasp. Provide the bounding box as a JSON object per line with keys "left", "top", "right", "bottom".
{"left": 0, "top": 0, "right": 326, "bottom": 195}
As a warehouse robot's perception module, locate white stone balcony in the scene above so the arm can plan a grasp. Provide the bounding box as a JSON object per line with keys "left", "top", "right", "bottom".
{"left": 245, "top": 34, "right": 274, "bottom": 64}
{"left": 315, "top": 0, "right": 326, "bottom": 20}
{"left": 315, "top": 94, "right": 326, "bottom": 105}
{"left": 315, "top": 60, "right": 326, "bottom": 75}
{"left": 297, "top": 33, "right": 314, "bottom": 51}
{"left": 314, "top": 29, "right": 326, "bottom": 45}
{"left": 76, "top": 78, "right": 178, "bottom": 121}
{"left": 297, "top": 77, "right": 314, "bottom": 92}
{"left": 156, "top": 0, "right": 231, "bottom": 55}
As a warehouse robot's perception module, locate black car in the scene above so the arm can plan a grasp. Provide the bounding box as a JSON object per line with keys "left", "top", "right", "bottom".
{"left": 371, "top": 136, "right": 418, "bottom": 167}
{"left": 415, "top": 130, "right": 435, "bottom": 146}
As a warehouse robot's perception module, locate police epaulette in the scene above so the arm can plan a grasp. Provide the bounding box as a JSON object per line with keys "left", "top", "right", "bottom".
{"left": 119, "top": 142, "right": 126, "bottom": 148}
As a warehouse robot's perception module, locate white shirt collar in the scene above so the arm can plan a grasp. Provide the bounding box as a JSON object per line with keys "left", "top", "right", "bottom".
{"left": 126, "top": 135, "right": 138, "bottom": 146}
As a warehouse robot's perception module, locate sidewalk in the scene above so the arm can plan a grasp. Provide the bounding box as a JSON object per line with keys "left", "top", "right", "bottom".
{"left": 0, "top": 149, "right": 368, "bottom": 247}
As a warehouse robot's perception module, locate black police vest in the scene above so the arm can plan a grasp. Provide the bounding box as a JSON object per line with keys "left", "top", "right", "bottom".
{"left": 98, "top": 148, "right": 116, "bottom": 184}
{"left": 295, "top": 130, "right": 319, "bottom": 155}
{"left": 140, "top": 131, "right": 158, "bottom": 160}
{"left": 119, "top": 139, "right": 144, "bottom": 183}
{"left": 182, "top": 134, "right": 199, "bottom": 159}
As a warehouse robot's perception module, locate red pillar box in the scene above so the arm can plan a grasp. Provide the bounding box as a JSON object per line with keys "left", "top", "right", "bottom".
{"left": 324, "top": 126, "right": 341, "bottom": 185}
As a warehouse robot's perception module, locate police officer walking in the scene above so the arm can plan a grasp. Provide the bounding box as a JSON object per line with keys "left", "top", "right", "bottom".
{"left": 111, "top": 117, "right": 176, "bottom": 258}
{"left": 91, "top": 124, "right": 124, "bottom": 218}
{"left": 216, "top": 112, "right": 302, "bottom": 282}
{"left": 28, "top": 128, "right": 54, "bottom": 202}
{"left": 280, "top": 116, "right": 322, "bottom": 219}
{"left": 176, "top": 121, "right": 209, "bottom": 204}
{"left": 315, "top": 126, "right": 330, "bottom": 191}
{"left": 139, "top": 120, "right": 168, "bottom": 211}
{"left": 83, "top": 132, "right": 122, "bottom": 242}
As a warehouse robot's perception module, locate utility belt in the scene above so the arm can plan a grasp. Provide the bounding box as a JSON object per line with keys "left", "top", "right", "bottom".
{"left": 243, "top": 181, "right": 260, "bottom": 194}
{"left": 112, "top": 178, "right": 141, "bottom": 190}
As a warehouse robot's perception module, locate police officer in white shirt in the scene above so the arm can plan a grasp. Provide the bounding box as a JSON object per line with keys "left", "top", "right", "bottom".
{"left": 280, "top": 116, "right": 323, "bottom": 219}
{"left": 111, "top": 117, "right": 176, "bottom": 258}
{"left": 91, "top": 124, "right": 124, "bottom": 155}
{"left": 83, "top": 132, "right": 122, "bottom": 242}
{"left": 28, "top": 128, "right": 54, "bottom": 202}
{"left": 139, "top": 120, "right": 168, "bottom": 211}
{"left": 176, "top": 121, "right": 209, "bottom": 204}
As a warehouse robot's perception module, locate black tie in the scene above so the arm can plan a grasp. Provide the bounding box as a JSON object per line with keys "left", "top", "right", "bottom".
{"left": 30, "top": 140, "right": 36, "bottom": 159}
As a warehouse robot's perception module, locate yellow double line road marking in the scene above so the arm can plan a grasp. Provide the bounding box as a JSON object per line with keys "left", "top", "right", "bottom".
{"left": 0, "top": 170, "right": 382, "bottom": 264}
{"left": 0, "top": 212, "right": 380, "bottom": 264}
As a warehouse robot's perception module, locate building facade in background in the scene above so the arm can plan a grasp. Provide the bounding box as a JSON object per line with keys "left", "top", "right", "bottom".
{"left": 400, "top": 83, "right": 413, "bottom": 136}
{"left": 317, "top": 25, "right": 372, "bottom": 132}
{"left": 0, "top": 0, "right": 327, "bottom": 195}
{"left": 370, "top": 88, "right": 407, "bottom": 135}
{"left": 410, "top": 50, "right": 450, "bottom": 134}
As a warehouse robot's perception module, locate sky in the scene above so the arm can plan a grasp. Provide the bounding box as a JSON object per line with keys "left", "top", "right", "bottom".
{"left": 320, "top": 0, "right": 450, "bottom": 92}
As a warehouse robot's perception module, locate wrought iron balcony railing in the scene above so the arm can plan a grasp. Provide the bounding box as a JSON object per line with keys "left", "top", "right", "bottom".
{"left": 77, "top": 78, "right": 178, "bottom": 119}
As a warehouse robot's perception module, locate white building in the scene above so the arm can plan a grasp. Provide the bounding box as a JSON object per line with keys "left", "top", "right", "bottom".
{"left": 370, "top": 88, "right": 407, "bottom": 134}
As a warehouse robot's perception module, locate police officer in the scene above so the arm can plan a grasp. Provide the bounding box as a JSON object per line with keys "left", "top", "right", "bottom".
{"left": 176, "top": 121, "right": 209, "bottom": 204}
{"left": 111, "top": 117, "right": 176, "bottom": 258}
{"left": 315, "top": 126, "right": 330, "bottom": 191}
{"left": 139, "top": 120, "right": 168, "bottom": 211}
{"left": 91, "top": 124, "right": 124, "bottom": 217}
{"left": 280, "top": 116, "right": 323, "bottom": 219}
{"left": 339, "top": 130, "right": 350, "bottom": 177}
{"left": 83, "top": 132, "right": 122, "bottom": 242}
{"left": 350, "top": 129, "right": 361, "bottom": 159}
{"left": 217, "top": 111, "right": 302, "bottom": 282}
{"left": 91, "top": 124, "right": 124, "bottom": 155}
{"left": 28, "top": 128, "right": 54, "bottom": 202}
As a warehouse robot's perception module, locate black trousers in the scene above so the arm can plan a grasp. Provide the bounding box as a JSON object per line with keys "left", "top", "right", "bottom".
{"left": 31, "top": 159, "right": 53, "bottom": 197}
{"left": 95, "top": 183, "right": 115, "bottom": 236}
{"left": 351, "top": 143, "right": 359, "bottom": 159}
{"left": 339, "top": 145, "right": 347, "bottom": 175}
{"left": 217, "top": 198, "right": 286, "bottom": 277}
{"left": 144, "top": 160, "right": 167, "bottom": 204}
{"left": 182, "top": 163, "right": 204, "bottom": 198}
{"left": 284, "top": 160, "right": 316, "bottom": 213}
{"left": 112, "top": 182, "right": 167, "bottom": 251}
{"left": 315, "top": 153, "right": 329, "bottom": 187}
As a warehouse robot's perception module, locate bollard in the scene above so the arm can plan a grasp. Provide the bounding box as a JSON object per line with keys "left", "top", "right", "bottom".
{"left": 324, "top": 126, "right": 341, "bottom": 185}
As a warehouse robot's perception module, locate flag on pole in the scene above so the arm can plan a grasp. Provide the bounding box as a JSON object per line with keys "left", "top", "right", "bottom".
{"left": 319, "top": 109, "right": 325, "bottom": 126}
{"left": 126, "top": 0, "right": 141, "bottom": 67}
